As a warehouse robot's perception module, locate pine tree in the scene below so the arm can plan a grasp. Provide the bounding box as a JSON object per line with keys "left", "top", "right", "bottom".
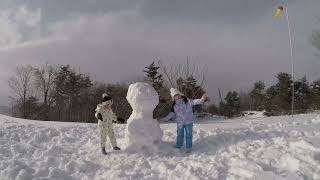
{"left": 276, "top": 72, "right": 292, "bottom": 111}
{"left": 176, "top": 76, "right": 205, "bottom": 99}
{"left": 207, "top": 104, "right": 218, "bottom": 115}
{"left": 265, "top": 72, "right": 294, "bottom": 115}
{"left": 52, "top": 65, "right": 93, "bottom": 122}
{"left": 223, "top": 91, "right": 241, "bottom": 118}
{"left": 239, "top": 91, "right": 251, "bottom": 111}
{"left": 176, "top": 76, "right": 205, "bottom": 113}
{"left": 294, "top": 76, "right": 310, "bottom": 112}
{"left": 250, "top": 81, "right": 266, "bottom": 111}
{"left": 310, "top": 79, "right": 320, "bottom": 110}
{"left": 265, "top": 85, "right": 278, "bottom": 116}
{"left": 143, "top": 62, "right": 164, "bottom": 91}
{"left": 143, "top": 62, "right": 171, "bottom": 119}
{"left": 220, "top": 91, "right": 240, "bottom": 118}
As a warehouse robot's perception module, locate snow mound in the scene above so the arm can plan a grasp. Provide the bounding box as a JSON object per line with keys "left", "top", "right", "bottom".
{"left": 125, "top": 82, "right": 163, "bottom": 149}
{"left": 242, "top": 111, "right": 266, "bottom": 119}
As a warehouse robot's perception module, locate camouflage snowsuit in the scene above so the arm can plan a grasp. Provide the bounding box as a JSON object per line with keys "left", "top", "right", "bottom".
{"left": 95, "top": 104, "right": 118, "bottom": 148}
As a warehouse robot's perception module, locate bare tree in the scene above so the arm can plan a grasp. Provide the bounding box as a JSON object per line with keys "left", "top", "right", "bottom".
{"left": 157, "top": 57, "right": 208, "bottom": 97}
{"left": 8, "top": 65, "right": 34, "bottom": 119}
{"left": 155, "top": 58, "right": 209, "bottom": 117}
{"left": 33, "top": 63, "right": 57, "bottom": 120}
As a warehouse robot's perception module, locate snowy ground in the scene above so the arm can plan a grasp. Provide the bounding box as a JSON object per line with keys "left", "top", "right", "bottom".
{"left": 1, "top": 113, "right": 320, "bottom": 180}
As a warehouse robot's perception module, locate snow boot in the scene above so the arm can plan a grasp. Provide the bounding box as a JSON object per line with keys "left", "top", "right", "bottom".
{"left": 113, "top": 146, "right": 121, "bottom": 151}
{"left": 185, "top": 149, "right": 192, "bottom": 153}
{"left": 101, "top": 147, "right": 107, "bottom": 155}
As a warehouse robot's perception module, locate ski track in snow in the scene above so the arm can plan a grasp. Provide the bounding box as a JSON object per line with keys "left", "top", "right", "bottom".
{"left": 1, "top": 114, "right": 320, "bottom": 180}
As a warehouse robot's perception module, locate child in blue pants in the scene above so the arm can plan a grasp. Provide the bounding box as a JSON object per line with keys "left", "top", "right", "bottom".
{"left": 161, "top": 88, "right": 208, "bottom": 152}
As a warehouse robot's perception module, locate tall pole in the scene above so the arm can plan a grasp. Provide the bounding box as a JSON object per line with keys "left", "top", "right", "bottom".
{"left": 218, "top": 88, "right": 224, "bottom": 119}
{"left": 284, "top": 4, "right": 295, "bottom": 117}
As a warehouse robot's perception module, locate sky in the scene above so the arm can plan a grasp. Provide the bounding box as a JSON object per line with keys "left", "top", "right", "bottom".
{"left": 0, "top": 0, "right": 319, "bottom": 106}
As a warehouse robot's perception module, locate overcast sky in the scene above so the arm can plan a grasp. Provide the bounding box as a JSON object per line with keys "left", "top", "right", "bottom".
{"left": 0, "top": 0, "right": 319, "bottom": 106}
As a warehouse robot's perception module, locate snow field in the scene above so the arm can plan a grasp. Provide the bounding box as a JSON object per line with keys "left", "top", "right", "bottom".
{"left": 1, "top": 113, "right": 320, "bottom": 179}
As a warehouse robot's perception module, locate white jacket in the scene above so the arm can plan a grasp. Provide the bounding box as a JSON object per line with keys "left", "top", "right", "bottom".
{"left": 95, "top": 104, "right": 117, "bottom": 124}
{"left": 95, "top": 103, "right": 118, "bottom": 148}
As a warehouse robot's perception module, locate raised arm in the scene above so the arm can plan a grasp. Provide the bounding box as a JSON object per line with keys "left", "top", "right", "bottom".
{"left": 190, "top": 94, "right": 209, "bottom": 106}
{"left": 190, "top": 99, "right": 205, "bottom": 106}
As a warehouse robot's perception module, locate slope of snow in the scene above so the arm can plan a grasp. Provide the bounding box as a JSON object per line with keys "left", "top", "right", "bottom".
{"left": 1, "top": 113, "right": 320, "bottom": 180}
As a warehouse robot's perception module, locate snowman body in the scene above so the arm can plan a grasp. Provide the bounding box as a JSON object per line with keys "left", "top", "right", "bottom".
{"left": 125, "top": 82, "right": 163, "bottom": 148}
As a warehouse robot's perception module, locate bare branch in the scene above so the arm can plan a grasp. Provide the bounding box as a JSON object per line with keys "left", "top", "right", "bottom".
{"left": 8, "top": 65, "right": 34, "bottom": 118}
{"left": 157, "top": 57, "right": 208, "bottom": 95}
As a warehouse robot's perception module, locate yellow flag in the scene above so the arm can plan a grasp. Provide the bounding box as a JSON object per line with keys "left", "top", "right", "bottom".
{"left": 274, "top": 6, "right": 284, "bottom": 21}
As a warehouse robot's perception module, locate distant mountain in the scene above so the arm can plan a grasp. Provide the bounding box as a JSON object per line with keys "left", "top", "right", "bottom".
{"left": 0, "top": 106, "right": 11, "bottom": 116}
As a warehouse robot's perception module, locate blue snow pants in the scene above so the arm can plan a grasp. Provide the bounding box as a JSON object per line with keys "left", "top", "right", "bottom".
{"left": 176, "top": 123, "right": 193, "bottom": 149}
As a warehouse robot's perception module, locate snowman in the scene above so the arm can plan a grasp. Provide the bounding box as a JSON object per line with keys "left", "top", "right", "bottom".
{"left": 124, "top": 82, "right": 163, "bottom": 149}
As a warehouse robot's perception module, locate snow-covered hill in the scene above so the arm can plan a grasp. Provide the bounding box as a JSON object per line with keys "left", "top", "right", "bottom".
{"left": 1, "top": 113, "right": 320, "bottom": 180}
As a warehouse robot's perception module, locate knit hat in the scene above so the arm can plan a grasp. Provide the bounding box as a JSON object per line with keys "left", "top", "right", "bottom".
{"left": 170, "top": 88, "right": 184, "bottom": 100}
{"left": 102, "top": 93, "right": 112, "bottom": 105}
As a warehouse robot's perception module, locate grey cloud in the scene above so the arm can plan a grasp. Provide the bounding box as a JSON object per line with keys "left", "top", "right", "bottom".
{"left": 0, "top": 0, "right": 319, "bottom": 106}
{"left": 0, "top": 13, "right": 302, "bottom": 103}
{"left": 140, "top": 0, "right": 282, "bottom": 24}
{"left": 18, "top": 0, "right": 141, "bottom": 22}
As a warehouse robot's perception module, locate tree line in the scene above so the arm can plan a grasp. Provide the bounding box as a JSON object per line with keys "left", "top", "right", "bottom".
{"left": 7, "top": 61, "right": 320, "bottom": 122}
{"left": 206, "top": 73, "right": 320, "bottom": 118}
{"left": 8, "top": 64, "right": 131, "bottom": 123}
{"left": 7, "top": 60, "right": 207, "bottom": 123}
{"left": 145, "top": 61, "right": 320, "bottom": 119}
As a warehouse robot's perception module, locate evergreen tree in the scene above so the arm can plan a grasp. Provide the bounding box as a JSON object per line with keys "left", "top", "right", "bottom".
{"left": 52, "top": 65, "right": 93, "bottom": 122}
{"left": 265, "top": 72, "right": 294, "bottom": 115}
{"left": 310, "top": 79, "right": 320, "bottom": 110}
{"left": 223, "top": 91, "right": 241, "bottom": 118}
{"left": 143, "top": 62, "right": 164, "bottom": 91}
{"left": 176, "top": 76, "right": 205, "bottom": 113}
{"left": 179, "top": 76, "right": 205, "bottom": 99}
{"left": 143, "top": 62, "right": 171, "bottom": 119}
{"left": 294, "top": 76, "right": 311, "bottom": 112}
{"left": 276, "top": 72, "right": 292, "bottom": 111}
{"left": 265, "top": 85, "right": 278, "bottom": 116}
{"left": 250, "top": 81, "right": 266, "bottom": 111}
{"left": 207, "top": 104, "right": 218, "bottom": 115}
{"left": 176, "top": 76, "right": 204, "bottom": 99}
{"left": 239, "top": 91, "right": 251, "bottom": 111}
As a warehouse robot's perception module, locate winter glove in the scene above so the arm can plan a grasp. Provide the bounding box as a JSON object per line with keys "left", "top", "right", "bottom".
{"left": 97, "top": 113, "right": 103, "bottom": 121}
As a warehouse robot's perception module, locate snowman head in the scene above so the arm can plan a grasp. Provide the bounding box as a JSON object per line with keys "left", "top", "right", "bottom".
{"left": 126, "top": 82, "right": 159, "bottom": 113}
